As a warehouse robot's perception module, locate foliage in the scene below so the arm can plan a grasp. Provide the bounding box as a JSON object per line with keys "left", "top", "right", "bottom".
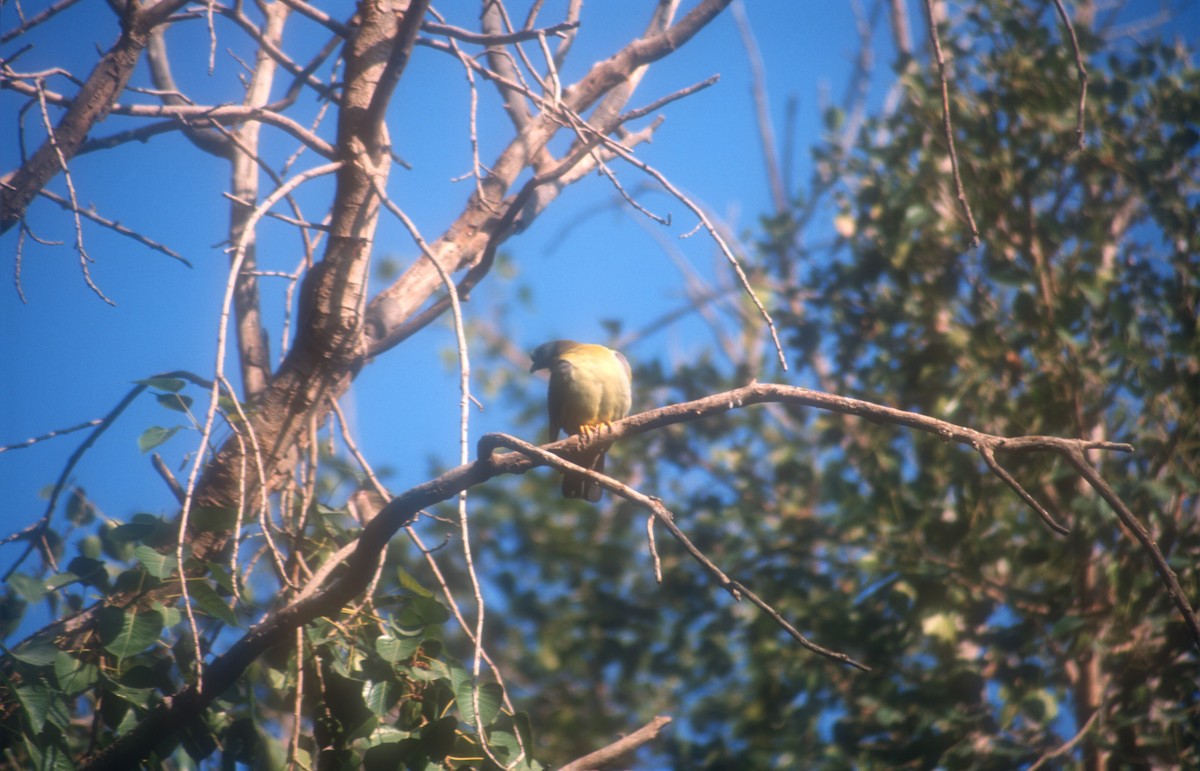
{"left": 464, "top": 6, "right": 1200, "bottom": 768}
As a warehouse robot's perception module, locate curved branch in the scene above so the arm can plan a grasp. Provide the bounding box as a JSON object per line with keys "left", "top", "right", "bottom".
{"left": 1, "top": 78, "right": 337, "bottom": 158}
{"left": 77, "top": 379, "right": 1184, "bottom": 770}
{"left": 485, "top": 433, "right": 869, "bottom": 670}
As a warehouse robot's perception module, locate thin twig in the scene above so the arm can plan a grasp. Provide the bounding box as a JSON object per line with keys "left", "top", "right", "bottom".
{"left": 34, "top": 80, "right": 113, "bottom": 304}
{"left": 422, "top": 19, "right": 578, "bottom": 46}
{"left": 37, "top": 188, "right": 191, "bottom": 265}
{"left": 326, "top": 394, "right": 525, "bottom": 743}
{"left": 559, "top": 715, "right": 673, "bottom": 771}
{"left": 615, "top": 73, "right": 720, "bottom": 126}
{"left": 647, "top": 515, "right": 663, "bottom": 582}
{"left": 175, "top": 162, "right": 341, "bottom": 692}
{"left": 1, "top": 372, "right": 212, "bottom": 581}
{"left": 922, "top": 0, "right": 981, "bottom": 247}
{"left": 567, "top": 118, "right": 788, "bottom": 369}
{"left": 0, "top": 0, "right": 84, "bottom": 44}
{"left": 369, "top": 175, "right": 515, "bottom": 767}
{"left": 151, "top": 453, "right": 186, "bottom": 503}
{"left": 591, "top": 153, "right": 670, "bottom": 225}
{"left": 1050, "top": 0, "right": 1089, "bottom": 155}
{"left": 732, "top": 1, "right": 786, "bottom": 214}
{"left": 484, "top": 432, "right": 869, "bottom": 671}
{"left": 980, "top": 446, "right": 1069, "bottom": 535}
{"left": 0, "top": 418, "right": 103, "bottom": 452}
{"left": 1027, "top": 700, "right": 1101, "bottom": 771}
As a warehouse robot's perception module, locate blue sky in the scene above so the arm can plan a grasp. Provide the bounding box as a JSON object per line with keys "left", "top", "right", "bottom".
{"left": 0, "top": 2, "right": 871, "bottom": 579}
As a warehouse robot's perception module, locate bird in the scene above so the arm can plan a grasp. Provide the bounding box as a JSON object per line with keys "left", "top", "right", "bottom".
{"left": 529, "top": 340, "right": 633, "bottom": 501}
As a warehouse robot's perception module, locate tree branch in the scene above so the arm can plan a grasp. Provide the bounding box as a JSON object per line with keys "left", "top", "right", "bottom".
{"left": 0, "top": 0, "right": 192, "bottom": 232}
{"left": 559, "top": 715, "right": 673, "bottom": 771}
{"left": 75, "top": 379, "right": 1186, "bottom": 769}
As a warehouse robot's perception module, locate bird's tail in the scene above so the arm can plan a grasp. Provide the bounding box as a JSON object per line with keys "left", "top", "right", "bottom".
{"left": 562, "top": 450, "right": 605, "bottom": 502}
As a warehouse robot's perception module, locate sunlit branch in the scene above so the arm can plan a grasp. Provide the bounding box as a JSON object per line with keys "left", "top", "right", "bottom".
{"left": 1050, "top": 0, "right": 1089, "bottom": 154}
{"left": 922, "top": 0, "right": 981, "bottom": 247}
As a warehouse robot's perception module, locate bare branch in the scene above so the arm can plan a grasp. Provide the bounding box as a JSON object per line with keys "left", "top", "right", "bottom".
{"left": 0, "top": 417, "right": 103, "bottom": 453}
{"left": 887, "top": 0, "right": 913, "bottom": 58}
{"left": 422, "top": 18, "right": 578, "bottom": 46}
{"left": 980, "top": 446, "right": 1070, "bottom": 535}
{"left": 559, "top": 716, "right": 674, "bottom": 771}
{"left": 732, "top": 1, "right": 787, "bottom": 215}
{"left": 0, "top": 0, "right": 85, "bottom": 44}
{"left": 1050, "top": 0, "right": 1089, "bottom": 154}
{"left": 0, "top": 0, "right": 193, "bottom": 232}
{"left": 922, "top": 0, "right": 981, "bottom": 248}
{"left": 615, "top": 73, "right": 720, "bottom": 125}
{"left": 1, "top": 77, "right": 337, "bottom": 158}
{"left": 275, "top": 0, "right": 350, "bottom": 38}
{"left": 1064, "top": 450, "right": 1200, "bottom": 649}
{"left": 363, "top": 0, "right": 431, "bottom": 136}
{"left": 36, "top": 188, "right": 190, "bottom": 265}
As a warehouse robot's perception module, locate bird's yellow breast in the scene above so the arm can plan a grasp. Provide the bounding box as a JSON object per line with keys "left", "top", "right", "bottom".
{"left": 549, "top": 344, "right": 632, "bottom": 435}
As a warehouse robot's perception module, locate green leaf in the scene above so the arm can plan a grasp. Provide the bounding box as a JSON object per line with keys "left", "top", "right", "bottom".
{"left": 10, "top": 639, "right": 60, "bottom": 667}
{"left": 419, "top": 715, "right": 458, "bottom": 761}
{"left": 66, "top": 556, "right": 107, "bottom": 589}
{"left": 397, "top": 595, "right": 450, "bottom": 630}
{"left": 66, "top": 487, "right": 97, "bottom": 525}
{"left": 97, "top": 606, "right": 164, "bottom": 659}
{"left": 136, "top": 377, "right": 186, "bottom": 392}
{"left": 376, "top": 634, "right": 423, "bottom": 664}
{"left": 155, "top": 392, "right": 194, "bottom": 413}
{"left": 6, "top": 572, "right": 47, "bottom": 603}
{"left": 138, "top": 425, "right": 181, "bottom": 453}
{"left": 79, "top": 534, "right": 102, "bottom": 559}
{"left": 108, "top": 514, "right": 164, "bottom": 544}
{"left": 135, "top": 545, "right": 176, "bottom": 580}
{"left": 44, "top": 572, "right": 80, "bottom": 591}
{"left": 396, "top": 566, "right": 435, "bottom": 598}
{"left": 484, "top": 730, "right": 524, "bottom": 766}
{"left": 187, "top": 580, "right": 238, "bottom": 627}
{"left": 15, "top": 684, "right": 54, "bottom": 733}
{"left": 54, "top": 652, "right": 99, "bottom": 696}
{"left": 363, "top": 738, "right": 421, "bottom": 770}
{"left": 363, "top": 679, "right": 393, "bottom": 716}
{"left": 450, "top": 660, "right": 502, "bottom": 725}
{"left": 208, "top": 563, "right": 235, "bottom": 593}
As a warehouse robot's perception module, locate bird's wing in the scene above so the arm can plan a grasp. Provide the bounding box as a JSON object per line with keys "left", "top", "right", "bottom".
{"left": 546, "top": 362, "right": 567, "bottom": 441}
{"left": 614, "top": 350, "right": 632, "bottom": 383}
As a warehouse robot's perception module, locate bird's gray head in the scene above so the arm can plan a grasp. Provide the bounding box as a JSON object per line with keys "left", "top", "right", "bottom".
{"left": 529, "top": 339, "right": 578, "bottom": 373}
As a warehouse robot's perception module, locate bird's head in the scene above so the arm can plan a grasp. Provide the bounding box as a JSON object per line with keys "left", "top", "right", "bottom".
{"left": 529, "top": 339, "right": 579, "bottom": 373}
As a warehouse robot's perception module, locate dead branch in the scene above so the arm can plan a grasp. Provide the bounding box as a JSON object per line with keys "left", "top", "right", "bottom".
{"left": 35, "top": 187, "right": 190, "bottom": 265}
{"left": 1050, "top": 0, "right": 1089, "bottom": 154}
{"left": 484, "top": 433, "right": 870, "bottom": 671}
{"left": 0, "top": 0, "right": 192, "bottom": 232}
{"left": 559, "top": 716, "right": 674, "bottom": 771}
{"left": 423, "top": 18, "right": 578, "bottom": 46}
{"left": 921, "top": 0, "right": 981, "bottom": 248}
